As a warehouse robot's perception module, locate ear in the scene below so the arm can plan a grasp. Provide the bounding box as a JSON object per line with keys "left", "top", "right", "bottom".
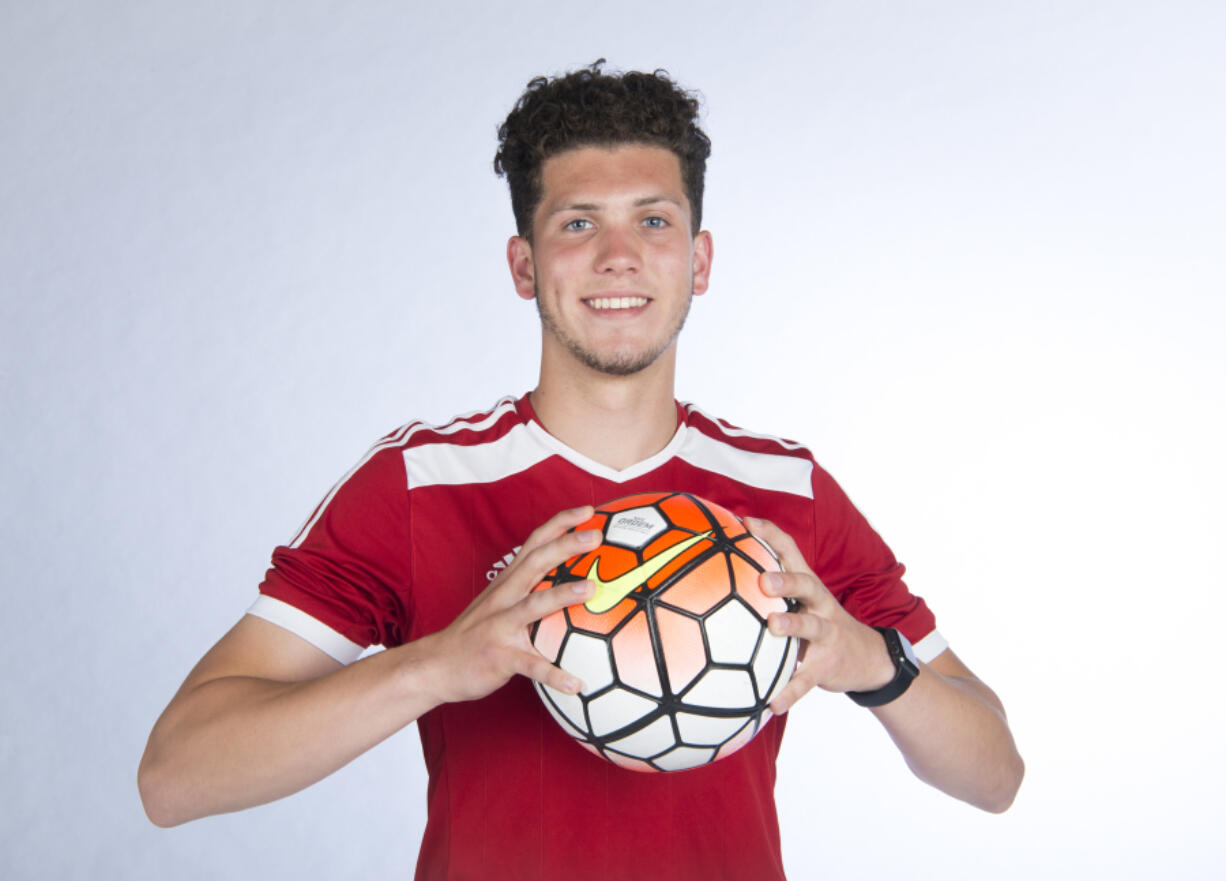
{"left": 507, "top": 236, "right": 536, "bottom": 300}
{"left": 691, "top": 230, "right": 713, "bottom": 296}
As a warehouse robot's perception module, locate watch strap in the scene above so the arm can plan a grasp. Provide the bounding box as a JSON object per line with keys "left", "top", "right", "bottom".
{"left": 846, "top": 626, "right": 920, "bottom": 708}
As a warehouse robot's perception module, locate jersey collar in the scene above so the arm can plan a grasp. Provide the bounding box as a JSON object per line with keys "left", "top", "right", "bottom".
{"left": 515, "top": 393, "right": 690, "bottom": 483}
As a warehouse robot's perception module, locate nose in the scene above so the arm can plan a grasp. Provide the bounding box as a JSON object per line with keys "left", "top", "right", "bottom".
{"left": 594, "top": 224, "right": 641, "bottom": 275}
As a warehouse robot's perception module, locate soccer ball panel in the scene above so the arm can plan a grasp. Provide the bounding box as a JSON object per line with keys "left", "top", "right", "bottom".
{"left": 611, "top": 611, "right": 662, "bottom": 697}
{"left": 604, "top": 714, "right": 675, "bottom": 759}
{"left": 767, "top": 635, "right": 801, "bottom": 704}
{"left": 682, "top": 668, "right": 756, "bottom": 711}
{"left": 713, "top": 719, "right": 758, "bottom": 762}
{"left": 654, "top": 607, "right": 707, "bottom": 694}
{"left": 604, "top": 506, "right": 668, "bottom": 549}
{"left": 566, "top": 595, "right": 636, "bottom": 636}
{"left": 720, "top": 516, "right": 749, "bottom": 541}
{"left": 577, "top": 544, "right": 639, "bottom": 583}
{"left": 702, "top": 499, "right": 745, "bottom": 534}
{"left": 657, "top": 553, "right": 729, "bottom": 616}
{"left": 559, "top": 632, "right": 615, "bottom": 696}
{"left": 602, "top": 751, "right": 657, "bottom": 772}
{"left": 643, "top": 527, "right": 711, "bottom": 562}
{"left": 587, "top": 687, "right": 657, "bottom": 737}
{"left": 654, "top": 745, "right": 716, "bottom": 772}
{"left": 532, "top": 609, "right": 567, "bottom": 664}
{"left": 644, "top": 533, "right": 716, "bottom": 591}
{"left": 730, "top": 553, "right": 787, "bottom": 621}
{"left": 734, "top": 533, "right": 781, "bottom": 574}
{"left": 658, "top": 494, "right": 713, "bottom": 533}
{"left": 752, "top": 631, "right": 791, "bottom": 700}
{"left": 704, "top": 599, "right": 762, "bottom": 665}
{"left": 675, "top": 711, "right": 754, "bottom": 747}
{"left": 538, "top": 682, "right": 587, "bottom": 733}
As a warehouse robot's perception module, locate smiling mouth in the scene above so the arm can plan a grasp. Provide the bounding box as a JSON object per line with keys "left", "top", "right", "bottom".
{"left": 585, "top": 296, "right": 649, "bottom": 310}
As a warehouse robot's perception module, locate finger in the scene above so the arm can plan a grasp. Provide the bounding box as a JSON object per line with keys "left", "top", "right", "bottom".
{"left": 516, "top": 648, "right": 584, "bottom": 695}
{"left": 767, "top": 609, "right": 829, "bottom": 643}
{"left": 516, "top": 506, "right": 596, "bottom": 558}
{"left": 517, "top": 578, "right": 595, "bottom": 625}
{"left": 769, "top": 670, "right": 817, "bottom": 715}
{"left": 503, "top": 527, "right": 601, "bottom": 593}
{"left": 743, "top": 517, "right": 811, "bottom": 577}
{"left": 761, "top": 570, "right": 835, "bottom": 613}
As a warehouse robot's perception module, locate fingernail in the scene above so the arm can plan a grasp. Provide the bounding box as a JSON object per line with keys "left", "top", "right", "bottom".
{"left": 744, "top": 516, "right": 760, "bottom": 529}
{"left": 763, "top": 572, "right": 782, "bottom": 593}
{"left": 572, "top": 580, "right": 594, "bottom": 595}
{"left": 564, "top": 676, "right": 583, "bottom": 694}
{"left": 769, "top": 614, "right": 789, "bottom": 636}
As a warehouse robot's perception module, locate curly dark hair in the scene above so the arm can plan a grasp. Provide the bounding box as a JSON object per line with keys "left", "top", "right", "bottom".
{"left": 494, "top": 60, "right": 711, "bottom": 239}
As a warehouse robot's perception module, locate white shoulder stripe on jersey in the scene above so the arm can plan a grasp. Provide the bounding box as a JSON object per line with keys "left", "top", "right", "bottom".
{"left": 682, "top": 402, "right": 807, "bottom": 451}
{"left": 676, "top": 429, "right": 815, "bottom": 498}
{"left": 246, "top": 595, "right": 366, "bottom": 664}
{"left": 406, "top": 422, "right": 552, "bottom": 489}
{"left": 407, "top": 411, "right": 815, "bottom": 492}
{"left": 408, "top": 410, "right": 702, "bottom": 489}
{"left": 914, "top": 629, "right": 949, "bottom": 664}
{"left": 289, "top": 397, "right": 519, "bottom": 547}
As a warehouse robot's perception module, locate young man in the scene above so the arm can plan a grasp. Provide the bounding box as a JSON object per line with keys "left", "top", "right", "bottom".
{"left": 139, "top": 63, "right": 1023, "bottom": 880}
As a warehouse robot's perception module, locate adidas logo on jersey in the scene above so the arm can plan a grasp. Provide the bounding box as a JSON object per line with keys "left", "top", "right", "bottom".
{"left": 485, "top": 546, "right": 522, "bottom": 582}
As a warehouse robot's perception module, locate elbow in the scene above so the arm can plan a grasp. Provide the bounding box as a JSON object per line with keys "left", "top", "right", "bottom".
{"left": 137, "top": 750, "right": 189, "bottom": 828}
{"left": 978, "top": 751, "right": 1026, "bottom": 814}
{"left": 916, "top": 745, "right": 1025, "bottom": 814}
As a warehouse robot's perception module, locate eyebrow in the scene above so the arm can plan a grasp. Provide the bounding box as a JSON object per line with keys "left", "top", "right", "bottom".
{"left": 545, "top": 195, "right": 683, "bottom": 218}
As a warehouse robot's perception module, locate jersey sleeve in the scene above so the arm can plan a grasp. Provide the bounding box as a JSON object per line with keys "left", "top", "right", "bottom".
{"left": 808, "top": 463, "right": 948, "bottom": 663}
{"left": 249, "top": 445, "right": 412, "bottom": 663}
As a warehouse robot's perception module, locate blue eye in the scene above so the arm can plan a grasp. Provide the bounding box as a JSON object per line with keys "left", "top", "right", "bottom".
{"left": 643, "top": 216, "right": 667, "bottom": 228}
{"left": 566, "top": 219, "right": 591, "bottom": 231}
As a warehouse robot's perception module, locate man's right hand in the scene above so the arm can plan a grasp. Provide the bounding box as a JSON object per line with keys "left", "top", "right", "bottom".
{"left": 420, "top": 505, "right": 599, "bottom": 704}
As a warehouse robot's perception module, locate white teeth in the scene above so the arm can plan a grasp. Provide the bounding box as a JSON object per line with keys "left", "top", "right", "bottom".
{"left": 588, "top": 296, "right": 648, "bottom": 310}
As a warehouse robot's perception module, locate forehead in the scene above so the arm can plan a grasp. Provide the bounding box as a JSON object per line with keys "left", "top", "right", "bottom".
{"left": 537, "top": 145, "right": 687, "bottom": 212}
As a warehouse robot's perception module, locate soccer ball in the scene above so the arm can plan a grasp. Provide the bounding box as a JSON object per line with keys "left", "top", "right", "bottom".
{"left": 530, "top": 491, "right": 799, "bottom": 772}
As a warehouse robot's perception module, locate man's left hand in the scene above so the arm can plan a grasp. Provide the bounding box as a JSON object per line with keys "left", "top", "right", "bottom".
{"left": 744, "top": 516, "right": 896, "bottom": 714}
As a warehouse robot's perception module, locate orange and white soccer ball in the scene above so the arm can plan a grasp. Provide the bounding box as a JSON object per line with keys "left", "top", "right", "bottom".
{"left": 530, "top": 491, "right": 799, "bottom": 772}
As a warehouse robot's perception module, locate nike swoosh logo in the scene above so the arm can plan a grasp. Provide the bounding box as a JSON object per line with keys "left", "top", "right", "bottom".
{"left": 584, "top": 531, "right": 713, "bottom": 614}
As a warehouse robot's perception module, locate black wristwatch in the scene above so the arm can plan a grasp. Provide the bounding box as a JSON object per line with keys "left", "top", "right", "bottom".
{"left": 846, "top": 627, "right": 920, "bottom": 707}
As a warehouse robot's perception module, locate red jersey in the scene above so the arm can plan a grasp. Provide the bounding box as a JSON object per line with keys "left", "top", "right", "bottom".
{"left": 251, "top": 394, "right": 944, "bottom": 881}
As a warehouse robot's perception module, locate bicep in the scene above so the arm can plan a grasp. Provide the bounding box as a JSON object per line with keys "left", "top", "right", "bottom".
{"left": 176, "top": 614, "right": 344, "bottom": 697}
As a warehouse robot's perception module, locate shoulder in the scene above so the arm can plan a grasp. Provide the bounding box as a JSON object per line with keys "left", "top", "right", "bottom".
{"left": 287, "top": 395, "right": 528, "bottom": 547}
{"left": 352, "top": 395, "right": 529, "bottom": 477}
{"left": 677, "top": 402, "right": 822, "bottom": 499}
{"left": 679, "top": 402, "right": 813, "bottom": 459}
{"left": 394, "top": 395, "right": 526, "bottom": 451}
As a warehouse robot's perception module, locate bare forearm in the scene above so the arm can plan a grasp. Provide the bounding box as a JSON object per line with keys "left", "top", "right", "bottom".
{"left": 872, "top": 664, "right": 1024, "bottom": 812}
{"left": 138, "top": 511, "right": 601, "bottom": 828}
{"left": 138, "top": 636, "right": 441, "bottom": 827}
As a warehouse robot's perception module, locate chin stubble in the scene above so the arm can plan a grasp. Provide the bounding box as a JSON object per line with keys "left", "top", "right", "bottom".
{"left": 533, "top": 281, "right": 693, "bottom": 377}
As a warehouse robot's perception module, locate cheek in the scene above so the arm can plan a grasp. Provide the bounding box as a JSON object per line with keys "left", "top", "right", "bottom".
{"left": 655, "top": 249, "right": 694, "bottom": 281}
{"left": 536, "top": 247, "right": 589, "bottom": 286}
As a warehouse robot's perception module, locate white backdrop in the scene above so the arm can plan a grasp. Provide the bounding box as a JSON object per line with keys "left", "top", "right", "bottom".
{"left": 3, "top": 2, "right": 1223, "bottom": 879}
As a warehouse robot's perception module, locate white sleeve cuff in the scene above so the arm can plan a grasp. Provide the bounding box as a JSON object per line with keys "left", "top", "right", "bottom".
{"left": 914, "top": 629, "right": 949, "bottom": 664}
{"left": 246, "top": 595, "right": 366, "bottom": 665}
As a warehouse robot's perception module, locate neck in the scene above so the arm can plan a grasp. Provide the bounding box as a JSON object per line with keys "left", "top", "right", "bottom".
{"left": 531, "top": 347, "right": 680, "bottom": 471}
